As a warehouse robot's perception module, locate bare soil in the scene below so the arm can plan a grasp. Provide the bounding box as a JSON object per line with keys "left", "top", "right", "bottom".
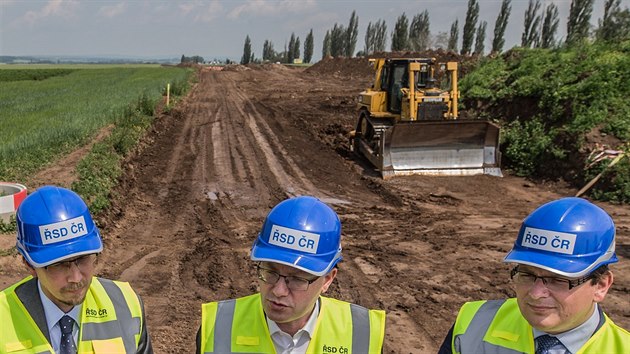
{"left": 1, "top": 60, "right": 628, "bottom": 354}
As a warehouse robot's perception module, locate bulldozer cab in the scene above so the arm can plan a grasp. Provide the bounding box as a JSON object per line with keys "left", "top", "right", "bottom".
{"left": 354, "top": 57, "right": 502, "bottom": 178}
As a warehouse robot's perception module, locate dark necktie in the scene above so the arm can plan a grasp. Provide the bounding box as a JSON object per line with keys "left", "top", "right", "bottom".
{"left": 59, "top": 315, "right": 77, "bottom": 354}
{"left": 535, "top": 334, "right": 560, "bottom": 354}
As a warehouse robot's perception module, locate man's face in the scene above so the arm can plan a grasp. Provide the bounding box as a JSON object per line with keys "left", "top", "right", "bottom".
{"left": 514, "top": 265, "right": 613, "bottom": 334}
{"left": 27, "top": 254, "right": 97, "bottom": 312}
{"left": 258, "top": 262, "right": 336, "bottom": 331}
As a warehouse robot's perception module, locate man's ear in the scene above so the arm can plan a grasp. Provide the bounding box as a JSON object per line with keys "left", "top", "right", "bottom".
{"left": 22, "top": 257, "right": 37, "bottom": 277}
{"left": 320, "top": 268, "right": 338, "bottom": 293}
{"left": 593, "top": 271, "right": 614, "bottom": 303}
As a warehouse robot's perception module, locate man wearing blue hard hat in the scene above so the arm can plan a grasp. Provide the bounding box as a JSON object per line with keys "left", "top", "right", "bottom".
{"left": 197, "top": 195, "right": 386, "bottom": 353}
{"left": 439, "top": 197, "right": 629, "bottom": 354}
{"left": 0, "top": 185, "right": 152, "bottom": 353}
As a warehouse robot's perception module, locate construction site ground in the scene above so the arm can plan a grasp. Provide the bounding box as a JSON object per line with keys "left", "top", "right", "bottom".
{"left": 1, "top": 60, "right": 628, "bottom": 353}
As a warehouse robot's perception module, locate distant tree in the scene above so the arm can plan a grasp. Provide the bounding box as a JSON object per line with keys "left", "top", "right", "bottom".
{"left": 288, "top": 33, "right": 296, "bottom": 63}
{"left": 345, "top": 11, "right": 359, "bottom": 57}
{"left": 304, "top": 29, "right": 314, "bottom": 63}
{"left": 263, "top": 40, "right": 276, "bottom": 61}
{"left": 391, "top": 13, "right": 409, "bottom": 51}
{"left": 374, "top": 19, "right": 388, "bottom": 52}
{"left": 409, "top": 10, "right": 431, "bottom": 51}
{"left": 522, "top": 0, "right": 542, "bottom": 48}
{"left": 474, "top": 21, "right": 487, "bottom": 55}
{"left": 330, "top": 23, "right": 346, "bottom": 57}
{"left": 596, "top": 0, "right": 630, "bottom": 42}
{"left": 461, "top": 0, "right": 479, "bottom": 55}
{"left": 322, "top": 30, "right": 331, "bottom": 58}
{"left": 293, "top": 37, "right": 300, "bottom": 61}
{"left": 433, "top": 31, "right": 449, "bottom": 49}
{"left": 241, "top": 35, "right": 252, "bottom": 65}
{"left": 180, "top": 54, "right": 185, "bottom": 64}
{"left": 492, "top": 0, "right": 512, "bottom": 53}
{"left": 448, "top": 19, "right": 459, "bottom": 52}
{"left": 364, "top": 22, "right": 375, "bottom": 54}
{"left": 566, "top": 0, "right": 594, "bottom": 46}
{"left": 540, "top": 3, "right": 560, "bottom": 48}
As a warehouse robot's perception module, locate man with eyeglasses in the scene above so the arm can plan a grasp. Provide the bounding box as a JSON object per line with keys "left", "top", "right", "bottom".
{"left": 438, "top": 197, "right": 629, "bottom": 354}
{"left": 0, "top": 185, "right": 152, "bottom": 353}
{"left": 197, "top": 195, "right": 386, "bottom": 353}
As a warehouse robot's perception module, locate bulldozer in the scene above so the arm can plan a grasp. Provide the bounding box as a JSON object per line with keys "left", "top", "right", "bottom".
{"left": 353, "top": 57, "right": 502, "bottom": 178}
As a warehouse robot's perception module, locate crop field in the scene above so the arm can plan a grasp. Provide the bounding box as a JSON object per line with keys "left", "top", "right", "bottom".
{"left": 0, "top": 65, "right": 193, "bottom": 181}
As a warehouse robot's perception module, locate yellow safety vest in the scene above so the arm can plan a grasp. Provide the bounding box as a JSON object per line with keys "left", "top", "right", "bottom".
{"left": 451, "top": 298, "right": 630, "bottom": 354}
{"left": 0, "top": 276, "right": 144, "bottom": 354}
{"left": 200, "top": 293, "right": 386, "bottom": 354}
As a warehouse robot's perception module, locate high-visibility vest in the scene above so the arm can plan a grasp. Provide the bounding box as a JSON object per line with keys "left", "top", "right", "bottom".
{"left": 451, "top": 298, "right": 630, "bottom": 354}
{"left": 200, "top": 293, "right": 386, "bottom": 354}
{"left": 0, "top": 276, "right": 144, "bottom": 354}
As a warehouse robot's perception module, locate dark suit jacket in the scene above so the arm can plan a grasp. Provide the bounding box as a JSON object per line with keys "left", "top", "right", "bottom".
{"left": 13, "top": 277, "right": 153, "bottom": 354}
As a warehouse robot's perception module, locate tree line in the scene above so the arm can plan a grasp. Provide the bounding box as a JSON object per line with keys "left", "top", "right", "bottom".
{"left": 240, "top": 0, "right": 629, "bottom": 64}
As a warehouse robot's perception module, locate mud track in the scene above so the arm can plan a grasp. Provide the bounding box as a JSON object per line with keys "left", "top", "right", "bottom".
{"left": 1, "top": 64, "right": 628, "bottom": 353}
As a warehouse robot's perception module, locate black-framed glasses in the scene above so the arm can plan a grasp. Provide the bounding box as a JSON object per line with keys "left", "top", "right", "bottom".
{"left": 44, "top": 254, "right": 98, "bottom": 276}
{"left": 256, "top": 265, "right": 319, "bottom": 291}
{"left": 510, "top": 266, "right": 593, "bottom": 291}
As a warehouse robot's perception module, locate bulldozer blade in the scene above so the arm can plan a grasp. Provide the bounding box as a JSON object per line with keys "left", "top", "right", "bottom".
{"left": 380, "top": 120, "right": 502, "bottom": 178}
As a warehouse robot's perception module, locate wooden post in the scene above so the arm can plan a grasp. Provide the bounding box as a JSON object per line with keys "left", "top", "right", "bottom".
{"left": 166, "top": 83, "right": 170, "bottom": 106}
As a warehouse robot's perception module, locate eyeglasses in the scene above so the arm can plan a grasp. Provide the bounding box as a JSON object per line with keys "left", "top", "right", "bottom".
{"left": 257, "top": 266, "right": 319, "bottom": 291}
{"left": 44, "top": 254, "right": 98, "bottom": 276}
{"left": 510, "top": 266, "right": 593, "bottom": 291}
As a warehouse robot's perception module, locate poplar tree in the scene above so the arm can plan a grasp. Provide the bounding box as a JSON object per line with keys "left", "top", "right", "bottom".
{"left": 474, "top": 21, "right": 487, "bottom": 55}
{"left": 304, "top": 29, "right": 314, "bottom": 63}
{"left": 330, "top": 23, "right": 346, "bottom": 57}
{"left": 391, "top": 13, "right": 409, "bottom": 51}
{"left": 241, "top": 35, "right": 252, "bottom": 65}
{"left": 461, "top": 0, "right": 479, "bottom": 55}
{"left": 287, "top": 33, "right": 296, "bottom": 63}
{"left": 540, "top": 3, "right": 560, "bottom": 48}
{"left": 293, "top": 37, "right": 300, "bottom": 61}
{"left": 522, "top": 0, "right": 542, "bottom": 48}
{"left": 492, "top": 0, "right": 512, "bottom": 54}
{"left": 364, "top": 22, "right": 375, "bottom": 54}
{"left": 566, "top": 0, "right": 594, "bottom": 46}
{"left": 345, "top": 11, "right": 359, "bottom": 57}
{"left": 322, "top": 31, "right": 331, "bottom": 58}
{"left": 448, "top": 19, "right": 459, "bottom": 52}
{"left": 373, "top": 20, "right": 388, "bottom": 52}
{"left": 409, "top": 10, "right": 431, "bottom": 51}
{"left": 596, "top": 0, "right": 630, "bottom": 42}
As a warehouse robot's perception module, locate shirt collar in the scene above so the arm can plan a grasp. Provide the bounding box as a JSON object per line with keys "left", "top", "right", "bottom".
{"left": 267, "top": 298, "right": 320, "bottom": 338}
{"left": 533, "top": 303, "right": 600, "bottom": 353}
{"left": 37, "top": 279, "right": 82, "bottom": 331}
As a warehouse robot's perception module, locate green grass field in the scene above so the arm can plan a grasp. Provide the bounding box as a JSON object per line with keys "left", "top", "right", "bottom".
{"left": 0, "top": 65, "right": 192, "bottom": 182}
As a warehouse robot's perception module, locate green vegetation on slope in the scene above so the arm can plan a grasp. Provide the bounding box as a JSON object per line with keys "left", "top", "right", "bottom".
{"left": 460, "top": 40, "right": 630, "bottom": 203}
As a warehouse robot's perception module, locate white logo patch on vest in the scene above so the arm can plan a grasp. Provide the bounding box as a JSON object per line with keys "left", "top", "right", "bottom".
{"left": 521, "top": 227, "right": 576, "bottom": 255}
{"left": 39, "top": 216, "right": 88, "bottom": 245}
{"left": 269, "top": 225, "right": 320, "bottom": 254}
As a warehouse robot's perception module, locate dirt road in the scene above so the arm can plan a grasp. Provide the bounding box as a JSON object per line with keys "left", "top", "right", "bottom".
{"left": 1, "top": 62, "right": 628, "bottom": 353}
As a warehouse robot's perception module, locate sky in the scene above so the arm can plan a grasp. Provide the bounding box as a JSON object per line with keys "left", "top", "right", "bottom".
{"left": 1, "top": 0, "right": 628, "bottom": 62}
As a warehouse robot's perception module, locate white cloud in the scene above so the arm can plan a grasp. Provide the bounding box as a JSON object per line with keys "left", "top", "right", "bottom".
{"left": 98, "top": 2, "right": 127, "bottom": 18}
{"left": 228, "top": 0, "right": 316, "bottom": 19}
{"left": 20, "top": 0, "right": 80, "bottom": 26}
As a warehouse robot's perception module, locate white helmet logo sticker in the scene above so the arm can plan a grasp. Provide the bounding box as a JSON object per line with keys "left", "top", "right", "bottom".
{"left": 39, "top": 216, "right": 88, "bottom": 245}
{"left": 521, "top": 227, "right": 576, "bottom": 255}
{"left": 269, "top": 224, "right": 320, "bottom": 254}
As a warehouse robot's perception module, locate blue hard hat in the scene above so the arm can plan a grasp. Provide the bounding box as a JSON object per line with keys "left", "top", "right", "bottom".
{"left": 251, "top": 196, "right": 342, "bottom": 276}
{"left": 504, "top": 197, "right": 617, "bottom": 278}
{"left": 16, "top": 186, "right": 103, "bottom": 268}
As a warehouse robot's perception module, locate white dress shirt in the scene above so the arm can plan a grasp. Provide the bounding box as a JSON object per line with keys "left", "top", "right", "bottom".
{"left": 37, "top": 280, "right": 81, "bottom": 352}
{"left": 267, "top": 300, "right": 320, "bottom": 354}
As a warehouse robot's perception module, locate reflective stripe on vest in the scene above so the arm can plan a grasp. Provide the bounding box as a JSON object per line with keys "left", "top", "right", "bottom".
{"left": 453, "top": 299, "right": 523, "bottom": 354}
{"left": 81, "top": 278, "right": 142, "bottom": 352}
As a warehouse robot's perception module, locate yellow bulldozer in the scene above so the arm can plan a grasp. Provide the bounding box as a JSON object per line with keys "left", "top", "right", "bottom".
{"left": 353, "top": 57, "right": 502, "bottom": 178}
